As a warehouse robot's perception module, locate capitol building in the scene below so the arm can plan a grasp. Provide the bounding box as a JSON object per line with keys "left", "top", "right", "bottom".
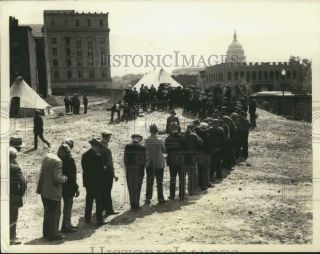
{"left": 204, "top": 31, "right": 302, "bottom": 93}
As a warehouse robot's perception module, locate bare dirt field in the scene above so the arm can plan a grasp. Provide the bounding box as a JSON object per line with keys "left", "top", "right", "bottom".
{"left": 12, "top": 104, "right": 312, "bottom": 246}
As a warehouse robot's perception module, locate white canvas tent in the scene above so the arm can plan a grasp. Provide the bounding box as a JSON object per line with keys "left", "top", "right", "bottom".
{"left": 10, "top": 77, "right": 51, "bottom": 110}
{"left": 133, "top": 68, "right": 182, "bottom": 91}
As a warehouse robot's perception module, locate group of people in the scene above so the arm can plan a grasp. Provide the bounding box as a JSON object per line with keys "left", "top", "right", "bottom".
{"left": 64, "top": 94, "right": 88, "bottom": 115}
{"left": 9, "top": 83, "right": 257, "bottom": 244}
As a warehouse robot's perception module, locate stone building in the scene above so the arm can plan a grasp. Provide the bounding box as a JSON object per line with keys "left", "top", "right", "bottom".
{"left": 43, "top": 10, "right": 112, "bottom": 94}
{"left": 9, "top": 17, "right": 39, "bottom": 91}
{"left": 204, "top": 32, "right": 302, "bottom": 92}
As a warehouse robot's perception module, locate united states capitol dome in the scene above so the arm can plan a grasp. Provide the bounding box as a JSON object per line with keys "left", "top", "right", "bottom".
{"left": 226, "top": 31, "right": 246, "bottom": 63}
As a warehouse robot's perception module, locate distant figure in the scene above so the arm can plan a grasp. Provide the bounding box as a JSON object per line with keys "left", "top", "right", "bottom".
{"left": 60, "top": 140, "right": 79, "bottom": 233}
{"left": 9, "top": 147, "right": 26, "bottom": 245}
{"left": 72, "top": 94, "right": 80, "bottom": 114}
{"left": 83, "top": 94, "right": 88, "bottom": 114}
{"left": 108, "top": 100, "right": 121, "bottom": 123}
{"left": 36, "top": 146, "right": 68, "bottom": 241}
{"left": 238, "top": 111, "right": 250, "bottom": 159}
{"left": 33, "top": 110, "right": 51, "bottom": 150}
{"left": 64, "top": 95, "right": 71, "bottom": 114}
{"left": 81, "top": 138, "right": 106, "bottom": 226}
{"left": 166, "top": 110, "right": 180, "bottom": 134}
{"left": 145, "top": 124, "right": 166, "bottom": 204}
{"left": 249, "top": 97, "right": 257, "bottom": 128}
{"left": 124, "top": 134, "right": 146, "bottom": 210}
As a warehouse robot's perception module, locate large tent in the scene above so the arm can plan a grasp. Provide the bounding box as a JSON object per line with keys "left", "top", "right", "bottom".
{"left": 10, "top": 77, "right": 51, "bottom": 110}
{"left": 133, "top": 68, "right": 182, "bottom": 91}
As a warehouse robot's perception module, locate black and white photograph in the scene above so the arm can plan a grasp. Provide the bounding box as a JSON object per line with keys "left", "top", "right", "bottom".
{"left": 0, "top": 0, "right": 320, "bottom": 253}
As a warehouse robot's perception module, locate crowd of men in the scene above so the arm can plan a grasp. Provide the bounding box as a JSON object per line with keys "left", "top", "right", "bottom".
{"left": 63, "top": 94, "right": 88, "bottom": 115}
{"left": 9, "top": 83, "right": 257, "bottom": 244}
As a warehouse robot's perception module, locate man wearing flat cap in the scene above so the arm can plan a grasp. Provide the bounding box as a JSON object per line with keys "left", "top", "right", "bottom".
{"left": 100, "top": 131, "right": 118, "bottom": 215}
{"left": 166, "top": 110, "right": 180, "bottom": 134}
{"left": 81, "top": 138, "right": 106, "bottom": 226}
{"left": 124, "top": 134, "right": 146, "bottom": 209}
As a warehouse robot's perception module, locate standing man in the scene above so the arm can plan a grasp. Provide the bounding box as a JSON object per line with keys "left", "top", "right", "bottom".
{"left": 249, "top": 97, "right": 257, "bottom": 128}
{"left": 81, "top": 138, "right": 106, "bottom": 226}
{"left": 166, "top": 110, "right": 180, "bottom": 134}
{"left": 60, "top": 140, "right": 79, "bottom": 233}
{"left": 33, "top": 110, "right": 51, "bottom": 150}
{"left": 64, "top": 95, "right": 70, "bottom": 114}
{"left": 83, "top": 94, "right": 88, "bottom": 114}
{"left": 145, "top": 124, "right": 166, "bottom": 204}
{"left": 124, "top": 134, "right": 146, "bottom": 210}
{"left": 73, "top": 94, "right": 81, "bottom": 115}
{"left": 100, "top": 131, "right": 119, "bottom": 215}
{"left": 9, "top": 147, "right": 26, "bottom": 245}
{"left": 165, "top": 122, "right": 184, "bottom": 200}
{"left": 239, "top": 111, "right": 250, "bottom": 159}
{"left": 36, "top": 146, "right": 68, "bottom": 241}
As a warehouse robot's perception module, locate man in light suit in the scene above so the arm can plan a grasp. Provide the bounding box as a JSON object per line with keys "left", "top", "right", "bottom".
{"left": 36, "top": 145, "right": 68, "bottom": 241}
{"left": 145, "top": 124, "right": 166, "bottom": 204}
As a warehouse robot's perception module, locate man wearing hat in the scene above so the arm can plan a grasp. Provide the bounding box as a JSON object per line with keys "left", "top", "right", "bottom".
{"left": 165, "top": 122, "right": 184, "bottom": 200}
{"left": 238, "top": 111, "right": 250, "bottom": 159}
{"left": 124, "top": 134, "right": 146, "bottom": 209}
{"left": 83, "top": 94, "right": 88, "bottom": 114}
{"left": 100, "top": 131, "right": 119, "bottom": 215}
{"left": 166, "top": 110, "right": 180, "bottom": 134}
{"left": 9, "top": 147, "right": 26, "bottom": 245}
{"left": 81, "top": 138, "right": 106, "bottom": 226}
{"left": 145, "top": 124, "right": 166, "bottom": 204}
{"left": 36, "top": 145, "right": 68, "bottom": 241}
{"left": 33, "top": 110, "right": 51, "bottom": 150}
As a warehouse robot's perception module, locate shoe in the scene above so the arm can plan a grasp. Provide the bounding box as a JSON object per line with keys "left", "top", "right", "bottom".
{"left": 145, "top": 199, "right": 151, "bottom": 204}
{"left": 70, "top": 225, "right": 78, "bottom": 229}
{"left": 48, "top": 234, "right": 65, "bottom": 241}
{"left": 10, "top": 240, "right": 22, "bottom": 245}
{"left": 208, "top": 183, "right": 215, "bottom": 188}
{"left": 105, "top": 210, "right": 119, "bottom": 215}
{"left": 168, "top": 196, "right": 175, "bottom": 200}
{"left": 84, "top": 219, "right": 91, "bottom": 224}
{"left": 61, "top": 227, "right": 77, "bottom": 233}
{"left": 158, "top": 199, "right": 167, "bottom": 204}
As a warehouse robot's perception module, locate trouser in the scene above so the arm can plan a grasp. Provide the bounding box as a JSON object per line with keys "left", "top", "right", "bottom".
{"left": 41, "top": 196, "right": 61, "bottom": 239}
{"left": 211, "top": 151, "right": 222, "bottom": 180}
{"left": 111, "top": 110, "right": 120, "bottom": 122}
{"left": 250, "top": 114, "right": 256, "bottom": 128}
{"left": 34, "top": 133, "right": 50, "bottom": 149}
{"left": 145, "top": 167, "right": 164, "bottom": 201}
{"left": 169, "top": 165, "right": 184, "bottom": 198}
{"left": 198, "top": 154, "right": 211, "bottom": 189}
{"left": 74, "top": 106, "right": 80, "bottom": 114}
{"left": 84, "top": 104, "right": 88, "bottom": 114}
{"left": 70, "top": 105, "right": 73, "bottom": 112}
{"left": 10, "top": 203, "right": 19, "bottom": 241}
{"left": 239, "top": 130, "right": 249, "bottom": 159}
{"left": 85, "top": 189, "right": 103, "bottom": 224}
{"left": 186, "top": 164, "right": 198, "bottom": 195}
{"left": 62, "top": 197, "right": 73, "bottom": 229}
{"left": 65, "top": 105, "right": 70, "bottom": 114}
{"left": 103, "top": 169, "right": 114, "bottom": 212}
{"left": 126, "top": 166, "right": 144, "bottom": 208}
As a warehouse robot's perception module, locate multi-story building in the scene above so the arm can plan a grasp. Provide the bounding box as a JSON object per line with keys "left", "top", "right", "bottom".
{"left": 204, "top": 32, "right": 302, "bottom": 93}
{"left": 9, "top": 17, "right": 39, "bottom": 91}
{"left": 43, "top": 10, "right": 112, "bottom": 94}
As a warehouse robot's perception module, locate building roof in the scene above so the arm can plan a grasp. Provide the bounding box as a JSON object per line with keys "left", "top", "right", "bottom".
{"left": 23, "top": 24, "right": 43, "bottom": 37}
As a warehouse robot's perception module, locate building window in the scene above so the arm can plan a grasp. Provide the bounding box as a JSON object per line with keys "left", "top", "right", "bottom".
{"left": 264, "top": 71, "right": 268, "bottom": 80}
{"left": 102, "top": 69, "right": 107, "bottom": 78}
{"left": 227, "top": 71, "right": 232, "bottom": 81}
{"left": 53, "top": 59, "right": 58, "bottom": 67}
{"left": 293, "top": 70, "right": 297, "bottom": 79}
{"left": 246, "top": 71, "right": 251, "bottom": 81}
{"left": 258, "top": 71, "right": 262, "bottom": 80}
{"left": 88, "top": 40, "right": 94, "bottom": 66}
{"left": 54, "top": 70, "right": 59, "bottom": 79}
{"left": 77, "top": 59, "right": 82, "bottom": 66}
{"left": 66, "top": 59, "right": 71, "bottom": 67}
{"left": 65, "top": 37, "right": 70, "bottom": 46}
{"left": 275, "top": 71, "right": 280, "bottom": 79}
{"left": 89, "top": 69, "right": 94, "bottom": 78}
{"left": 87, "top": 19, "right": 91, "bottom": 27}
{"left": 287, "top": 70, "right": 291, "bottom": 79}
{"left": 269, "top": 71, "right": 274, "bottom": 80}
{"left": 234, "top": 71, "right": 239, "bottom": 80}
{"left": 52, "top": 48, "right": 58, "bottom": 56}
{"left": 78, "top": 70, "right": 83, "bottom": 79}
{"left": 76, "top": 19, "right": 79, "bottom": 27}
{"left": 51, "top": 19, "right": 55, "bottom": 27}
{"left": 99, "top": 37, "right": 106, "bottom": 44}
{"left": 67, "top": 71, "right": 72, "bottom": 79}
{"left": 66, "top": 48, "right": 71, "bottom": 56}
{"left": 252, "top": 71, "right": 257, "bottom": 80}
{"left": 240, "top": 71, "right": 244, "bottom": 78}
{"left": 100, "top": 19, "right": 104, "bottom": 27}
{"left": 51, "top": 38, "right": 57, "bottom": 44}
{"left": 100, "top": 50, "right": 107, "bottom": 66}
{"left": 76, "top": 37, "right": 81, "bottom": 47}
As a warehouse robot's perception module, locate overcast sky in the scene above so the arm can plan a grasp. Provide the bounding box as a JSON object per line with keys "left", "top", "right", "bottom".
{"left": 1, "top": 0, "right": 320, "bottom": 76}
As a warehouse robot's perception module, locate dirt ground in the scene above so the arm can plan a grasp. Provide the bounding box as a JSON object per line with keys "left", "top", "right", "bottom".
{"left": 11, "top": 104, "right": 312, "bottom": 246}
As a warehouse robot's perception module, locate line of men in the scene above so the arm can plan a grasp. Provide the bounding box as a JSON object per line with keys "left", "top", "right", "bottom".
{"left": 64, "top": 94, "right": 88, "bottom": 115}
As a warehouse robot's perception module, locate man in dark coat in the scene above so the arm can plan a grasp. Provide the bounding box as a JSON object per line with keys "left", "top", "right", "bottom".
{"left": 208, "top": 119, "right": 225, "bottom": 181}
{"left": 9, "top": 147, "right": 26, "bottom": 245}
{"left": 83, "top": 94, "right": 88, "bottom": 114}
{"left": 60, "top": 140, "right": 79, "bottom": 233}
{"left": 124, "top": 134, "right": 146, "bottom": 209}
{"left": 165, "top": 122, "right": 185, "bottom": 200}
{"left": 64, "top": 95, "right": 71, "bottom": 114}
{"left": 166, "top": 110, "right": 180, "bottom": 134}
{"left": 249, "top": 97, "right": 257, "bottom": 128}
{"left": 33, "top": 110, "right": 51, "bottom": 150}
{"left": 73, "top": 94, "right": 81, "bottom": 114}
{"left": 81, "top": 138, "right": 106, "bottom": 226}
{"left": 238, "top": 111, "right": 250, "bottom": 159}
{"left": 100, "top": 131, "right": 119, "bottom": 215}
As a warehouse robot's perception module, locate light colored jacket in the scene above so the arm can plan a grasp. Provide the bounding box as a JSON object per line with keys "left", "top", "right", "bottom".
{"left": 36, "top": 153, "right": 68, "bottom": 201}
{"left": 145, "top": 134, "right": 165, "bottom": 169}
